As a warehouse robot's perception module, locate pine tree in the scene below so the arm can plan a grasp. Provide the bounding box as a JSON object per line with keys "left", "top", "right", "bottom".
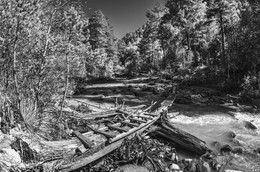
{"left": 87, "top": 10, "right": 117, "bottom": 78}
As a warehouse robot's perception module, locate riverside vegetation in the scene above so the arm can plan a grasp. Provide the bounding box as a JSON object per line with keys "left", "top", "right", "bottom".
{"left": 1, "top": 0, "right": 260, "bottom": 171}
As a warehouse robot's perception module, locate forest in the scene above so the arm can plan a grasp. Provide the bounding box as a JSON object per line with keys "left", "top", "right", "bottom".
{"left": 1, "top": 0, "right": 260, "bottom": 171}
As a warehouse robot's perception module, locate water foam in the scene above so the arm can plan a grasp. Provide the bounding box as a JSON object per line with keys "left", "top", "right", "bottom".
{"left": 169, "top": 114, "right": 235, "bottom": 125}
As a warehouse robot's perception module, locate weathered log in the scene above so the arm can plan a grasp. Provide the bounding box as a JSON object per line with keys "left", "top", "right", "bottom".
{"left": 57, "top": 95, "right": 176, "bottom": 172}
{"left": 58, "top": 112, "right": 161, "bottom": 172}
{"left": 154, "top": 118, "right": 208, "bottom": 155}
{"left": 116, "top": 109, "right": 132, "bottom": 117}
{"left": 73, "top": 131, "right": 93, "bottom": 148}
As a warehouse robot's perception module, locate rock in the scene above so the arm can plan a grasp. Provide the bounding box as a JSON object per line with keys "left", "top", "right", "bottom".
{"left": 189, "top": 161, "right": 197, "bottom": 172}
{"left": 210, "top": 159, "right": 221, "bottom": 171}
{"left": 184, "top": 158, "right": 193, "bottom": 163}
{"left": 232, "top": 147, "right": 243, "bottom": 154}
{"left": 171, "top": 152, "right": 179, "bottom": 162}
{"left": 211, "top": 141, "right": 222, "bottom": 152}
{"left": 164, "top": 167, "right": 170, "bottom": 172}
{"left": 11, "top": 138, "right": 36, "bottom": 162}
{"left": 226, "top": 131, "right": 236, "bottom": 138}
{"left": 143, "top": 160, "right": 155, "bottom": 171}
{"left": 0, "top": 131, "right": 13, "bottom": 150}
{"left": 115, "top": 164, "right": 149, "bottom": 172}
{"left": 0, "top": 148, "right": 21, "bottom": 169}
{"left": 220, "top": 144, "right": 232, "bottom": 153}
{"left": 243, "top": 121, "right": 257, "bottom": 130}
{"left": 169, "top": 163, "right": 180, "bottom": 171}
{"left": 202, "top": 162, "right": 211, "bottom": 172}
{"left": 159, "top": 152, "right": 165, "bottom": 159}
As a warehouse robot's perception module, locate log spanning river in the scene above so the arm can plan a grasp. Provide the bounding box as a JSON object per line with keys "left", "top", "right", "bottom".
{"left": 168, "top": 104, "right": 260, "bottom": 171}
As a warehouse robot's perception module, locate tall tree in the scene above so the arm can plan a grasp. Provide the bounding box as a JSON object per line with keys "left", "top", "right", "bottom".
{"left": 87, "top": 10, "right": 117, "bottom": 78}
{"left": 208, "top": 0, "right": 242, "bottom": 79}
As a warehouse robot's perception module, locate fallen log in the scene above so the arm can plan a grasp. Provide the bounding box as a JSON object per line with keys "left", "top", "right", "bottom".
{"left": 154, "top": 117, "right": 209, "bottom": 155}
{"left": 31, "top": 93, "right": 210, "bottom": 172}
{"left": 56, "top": 95, "right": 176, "bottom": 172}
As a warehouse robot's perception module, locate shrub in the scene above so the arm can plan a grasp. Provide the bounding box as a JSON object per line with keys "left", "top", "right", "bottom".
{"left": 241, "top": 72, "right": 260, "bottom": 98}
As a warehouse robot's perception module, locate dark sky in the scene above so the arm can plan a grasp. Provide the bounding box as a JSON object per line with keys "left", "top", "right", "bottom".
{"left": 81, "top": 0, "right": 167, "bottom": 38}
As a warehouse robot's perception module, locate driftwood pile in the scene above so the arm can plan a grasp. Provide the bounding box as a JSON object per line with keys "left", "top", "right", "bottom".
{"left": 0, "top": 93, "right": 226, "bottom": 172}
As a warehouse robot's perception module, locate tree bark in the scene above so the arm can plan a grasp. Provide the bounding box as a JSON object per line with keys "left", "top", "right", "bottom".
{"left": 34, "top": 0, "right": 70, "bottom": 111}
{"left": 34, "top": 11, "right": 54, "bottom": 112}
{"left": 13, "top": 17, "right": 21, "bottom": 110}
{"left": 58, "top": 55, "right": 70, "bottom": 121}
{"left": 155, "top": 118, "right": 208, "bottom": 155}
{"left": 220, "top": 10, "right": 228, "bottom": 79}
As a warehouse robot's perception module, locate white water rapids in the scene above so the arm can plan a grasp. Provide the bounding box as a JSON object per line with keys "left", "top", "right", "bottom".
{"left": 168, "top": 107, "right": 260, "bottom": 171}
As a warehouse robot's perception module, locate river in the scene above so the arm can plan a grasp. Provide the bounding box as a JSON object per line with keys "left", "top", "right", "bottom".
{"left": 168, "top": 104, "right": 260, "bottom": 171}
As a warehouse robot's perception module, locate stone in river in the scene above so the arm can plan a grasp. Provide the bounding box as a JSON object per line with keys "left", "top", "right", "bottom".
{"left": 243, "top": 121, "right": 257, "bottom": 130}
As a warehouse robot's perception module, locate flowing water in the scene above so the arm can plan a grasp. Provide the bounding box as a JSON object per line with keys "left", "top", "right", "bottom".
{"left": 168, "top": 104, "right": 260, "bottom": 171}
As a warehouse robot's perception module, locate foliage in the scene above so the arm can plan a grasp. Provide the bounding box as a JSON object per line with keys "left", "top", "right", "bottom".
{"left": 1, "top": 0, "right": 260, "bottom": 119}
{"left": 0, "top": 0, "right": 92, "bottom": 120}
{"left": 87, "top": 10, "right": 118, "bottom": 78}
{"left": 241, "top": 72, "right": 260, "bottom": 97}
{"left": 119, "top": 0, "right": 260, "bottom": 95}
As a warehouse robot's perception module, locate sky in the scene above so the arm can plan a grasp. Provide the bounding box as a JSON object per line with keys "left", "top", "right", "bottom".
{"left": 81, "top": 0, "right": 167, "bottom": 38}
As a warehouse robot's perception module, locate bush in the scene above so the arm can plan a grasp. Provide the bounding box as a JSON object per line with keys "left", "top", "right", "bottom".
{"left": 241, "top": 72, "right": 260, "bottom": 98}
{"left": 181, "top": 65, "right": 225, "bottom": 87}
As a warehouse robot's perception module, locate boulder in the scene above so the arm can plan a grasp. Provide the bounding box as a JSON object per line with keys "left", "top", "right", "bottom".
{"left": 169, "top": 163, "right": 180, "bottom": 171}
{"left": 232, "top": 147, "right": 243, "bottom": 154}
{"left": 243, "top": 121, "right": 257, "bottom": 130}
{"left": 202, "top": 162, "right": 211, "bottom": 172}
{"left": 0, "top": 148, "right": 22, "bottom": 171}
{"left": 226, "top": 131, "right": 236, "bottom": 139}
{"left": 220, "top": 144, "right": 232, "bottom": 153}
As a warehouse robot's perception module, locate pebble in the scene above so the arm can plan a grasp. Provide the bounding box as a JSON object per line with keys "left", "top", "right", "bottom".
{"left": 220, "top": 144, "right": 232, "bottom": 153}
{"left": 0, "top": 148, "right": 21, "bottom": 166}
{"left": 159, "top": 152, "right": 164, "bottom": 159}
{"left": 115, "top": 164, "right": 149, "bottom": 172}
{"left": 164, "top": 167, "right": 170, "bottom": 172}
{"left": 171, "top": 152, "right": 178, "bottom": 161}
{"left": 232, "top": 147, "right": 243, "bottom": 154}
{"left": 184, "top": 158, "right": 193, "bottom": 162}
{"left": 190, "top": 161, "right": 197, "bottom": 172}
{"left": 202, "top": 162, "right": 211, "bottom": 172}
{"left": 169, "top": 163, "right": 180, "bottom": 171}
{"left": 227, "top": 131, "right": 236, "bottom": 138}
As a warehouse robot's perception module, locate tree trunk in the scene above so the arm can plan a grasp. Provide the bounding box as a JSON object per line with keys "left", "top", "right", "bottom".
{"left": 220, "top": 10, "right": 228, "bottom": 79}
{"left": 59, "top": 55, "right": 70, "bottom": 121}
{"left": 13, "top": 18, "right": 21, "bottom": 110}
{"left": 162, "top": 47, "right": 166, "bottom": 69}
{"left": 34, "top": 10, "right": 55, "bottom": 112}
